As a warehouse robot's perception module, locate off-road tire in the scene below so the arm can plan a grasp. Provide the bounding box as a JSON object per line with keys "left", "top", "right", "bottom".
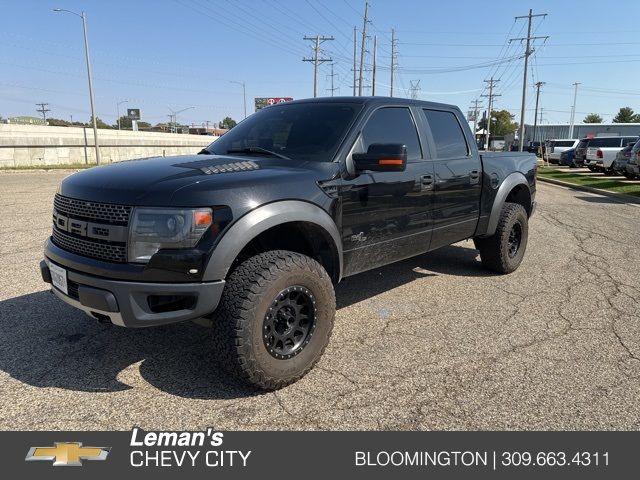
{"left": 212, "top": 250, "right": 335, "bottom": 390}
{"left": 474, "top": 202, "right": 528, "bottom": 274}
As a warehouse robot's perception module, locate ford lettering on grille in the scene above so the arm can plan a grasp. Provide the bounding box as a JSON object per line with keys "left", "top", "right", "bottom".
{"left": 51, "top": 195, "right": 131, "bottom": 263}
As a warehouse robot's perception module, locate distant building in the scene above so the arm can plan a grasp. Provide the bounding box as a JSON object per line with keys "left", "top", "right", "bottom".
{"left": 524, "top": 123, "right": 640, "bottom": 143}
{"left": 188, "top": 126, "right": 228, "bottom": 136}
{"left": 6, "top": 116, "right": 47, "bottom": 125}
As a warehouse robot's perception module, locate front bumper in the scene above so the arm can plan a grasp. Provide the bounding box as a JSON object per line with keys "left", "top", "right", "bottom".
{"left": 627, "top": 163, "right": 640, "bottom": 176}
{"left": 41, "top": 258, "right": 225, "bottom": 328}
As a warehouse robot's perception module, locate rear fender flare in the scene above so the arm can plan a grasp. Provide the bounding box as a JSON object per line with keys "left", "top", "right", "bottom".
{"left": 485, "top": 172, "right": 529, "bottom": 236}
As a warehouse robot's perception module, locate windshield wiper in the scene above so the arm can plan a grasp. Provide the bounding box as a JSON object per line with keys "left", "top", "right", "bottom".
{"left": 226, "top": 147, "right": 291, "bottom": 160}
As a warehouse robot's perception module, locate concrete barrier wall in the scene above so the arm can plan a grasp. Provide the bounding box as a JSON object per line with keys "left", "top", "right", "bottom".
{"left": 0, "top": 124, "right": 218, "bottom": 167}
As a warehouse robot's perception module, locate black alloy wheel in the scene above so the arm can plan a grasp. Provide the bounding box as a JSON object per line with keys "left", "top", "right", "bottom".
{"left": 507, "top": 223, "right": 522, "bottom": 258}
{"left": 263, "top": 286, "right": 317, "bottom": 360}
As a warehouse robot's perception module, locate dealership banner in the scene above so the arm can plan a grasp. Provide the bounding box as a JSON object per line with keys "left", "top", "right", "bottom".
{"left": 1, "top": 430, "right": 638, "bottom": 479}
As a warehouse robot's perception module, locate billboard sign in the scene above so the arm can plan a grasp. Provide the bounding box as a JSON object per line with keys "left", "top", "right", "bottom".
{"left": 127, "top": 108, "right": 141, "bottom": 120}
{"left": 254, "top": 97, "right": 293, "bottom": 111}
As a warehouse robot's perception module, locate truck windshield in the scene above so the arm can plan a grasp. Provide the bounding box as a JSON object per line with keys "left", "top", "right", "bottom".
{"left": 203, "top": 102, "right": 361, "bottom": 162}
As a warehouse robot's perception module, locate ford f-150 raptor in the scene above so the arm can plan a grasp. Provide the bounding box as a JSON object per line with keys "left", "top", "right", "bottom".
{"left": 40, "top": 97, "right": 537, "bottom": 389}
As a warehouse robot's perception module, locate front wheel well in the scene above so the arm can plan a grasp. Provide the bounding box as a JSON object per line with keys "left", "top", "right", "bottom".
{"left": 228, "top": 221, "right": 340, "bottom": 284}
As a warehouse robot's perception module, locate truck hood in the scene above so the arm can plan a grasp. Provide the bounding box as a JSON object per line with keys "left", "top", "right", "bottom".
{"left": 59, "top": 154, "right": 338, "bottom": 206}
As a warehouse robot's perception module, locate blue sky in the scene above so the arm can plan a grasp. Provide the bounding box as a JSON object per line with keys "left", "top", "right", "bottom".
{"left": 1, "top": 0, "right": 639, "bottom": 126}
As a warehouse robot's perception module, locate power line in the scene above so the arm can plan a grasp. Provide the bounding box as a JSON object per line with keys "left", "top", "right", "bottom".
{"left": 327, "top": 63, "right": 339, "bottom": 96}
{"left": 390, "top": 28, "right": 396, "bottom": 97}
{"left": 533, "top": 81, "right": 545, "bottom": 144}
{"left": 469, "top": 99, "right": 483, "bottom": 138}
{"left": 358, "top": 1, "right": 369, "bottom": 96}
{"left": 372, "top": 35, "right": 377, "bottom": 96}
{"left": 481, "top": 78, "right": 500, "bottom": 150}
{"left": 510, "top": 8, "right": 548, "bottom": 151}
{"left": 35, "top": 102, "right": 50, "bottom": 121}
{"left": 303, "top": 35, "right": 334, "bottom": 97}
{"left": 409, "top": 80, "right": 421, "bottom": 99}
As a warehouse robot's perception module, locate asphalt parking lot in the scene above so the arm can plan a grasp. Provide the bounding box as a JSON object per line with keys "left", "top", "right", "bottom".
{"left": 1, "top": 171, "right": 639, "bottom": 431}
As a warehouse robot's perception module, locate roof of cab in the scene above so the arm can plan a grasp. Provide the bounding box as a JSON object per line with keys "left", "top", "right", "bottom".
{"left": 283, "top": 96, "right": 461, "bottom": 112}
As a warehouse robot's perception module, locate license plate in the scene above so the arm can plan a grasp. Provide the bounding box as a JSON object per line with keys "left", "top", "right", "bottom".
{"left": 49, "top": 262, "right": 68, "bottom": 295}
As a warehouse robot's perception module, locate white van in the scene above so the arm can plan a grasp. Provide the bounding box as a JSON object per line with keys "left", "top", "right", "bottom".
{"left": 548, "top": 139, "right": 579, "bottom": 163}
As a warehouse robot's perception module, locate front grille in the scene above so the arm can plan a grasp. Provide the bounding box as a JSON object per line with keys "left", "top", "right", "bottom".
{"left": 54, "top": 194, "right": 131, "bottom": 224}
{"left": 52, "top": 228, "right": 127, "bottom": 263}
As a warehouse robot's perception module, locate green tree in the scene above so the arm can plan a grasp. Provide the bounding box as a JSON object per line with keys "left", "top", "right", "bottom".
{"left": 612, "top": 107, "right": 640, "bottom": 123}
{"left": 583, "top": 113, "right": 603, "bottom": 123}
{"left": 219, "top": 116, "right": 237, "bottom": 129}
{"left": 46, "top": 118, "right": 72, "bottom": 126}
{"left": 89, "top": 116, "right": 114, "bottom": 129}
{"left": 477, "top": 109, "right": 519, "bottom": 136}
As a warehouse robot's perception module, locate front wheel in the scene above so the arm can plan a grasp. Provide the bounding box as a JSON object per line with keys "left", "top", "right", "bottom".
{"left": 474, "top": 202, "right": 529, "bottom": 274}
{"left": 212, "top": 250, "right": 336, "bottom": 390}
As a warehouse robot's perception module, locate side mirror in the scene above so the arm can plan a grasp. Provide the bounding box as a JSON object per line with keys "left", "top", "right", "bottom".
{"left": 352, "top": 143, "right": 407, "bottom": 172}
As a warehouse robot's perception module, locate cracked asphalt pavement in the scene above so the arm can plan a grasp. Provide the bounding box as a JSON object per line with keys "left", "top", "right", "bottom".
{"left": 1, "top": 171, "right": 639, "bottom": 430}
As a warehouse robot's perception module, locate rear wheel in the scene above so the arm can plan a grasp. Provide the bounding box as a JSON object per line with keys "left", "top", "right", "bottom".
{"left": 474, "top": 202, "right": 529, "bottom": 274}
{"left": 212, "top": 250, "right": 335, "bottom": 390}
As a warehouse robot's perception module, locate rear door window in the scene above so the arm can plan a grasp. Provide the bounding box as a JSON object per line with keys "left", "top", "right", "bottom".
{"left": 555, "top": 140, "right": 575, "bottom": 147}
{"left": 588, "top": 138, "right": 623, "bottom": 148}
{"left": 360, "top": 107, "right": 422, "bottom": 161}
{"left": 422, "top": 109, "right": 469, "bottom": 158}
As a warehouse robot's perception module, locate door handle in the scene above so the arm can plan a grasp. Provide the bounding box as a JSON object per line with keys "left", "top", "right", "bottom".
{"left": 469, "top": 169, "right": 480, "bottom": 184}
{"left": 420, "top": 174, "right": 434, "bottom": 191}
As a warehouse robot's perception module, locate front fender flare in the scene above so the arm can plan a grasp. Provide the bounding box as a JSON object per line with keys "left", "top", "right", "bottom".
{"left": 203, "top": 201, "right": 343, "bottom": 282}
{"left": 485, "top": 172, "right": 529, "bottom": 236}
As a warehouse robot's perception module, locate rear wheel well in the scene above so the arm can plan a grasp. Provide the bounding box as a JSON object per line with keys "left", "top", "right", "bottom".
{"left": 505, "top": 184, "right": 532, "bottom": 216}
{"left": 229, "top": 221, "right": 340, "bottom": 284}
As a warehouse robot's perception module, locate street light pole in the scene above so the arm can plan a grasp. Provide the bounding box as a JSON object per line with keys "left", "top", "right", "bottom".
{"left": 231, "top": 81, "right": 247, "bottom": 119}
{"left": 116, "top": 100, "right": 128, "bottom": 130}
{"left": 168, "top": 106, "right": 195, "bottom": 133}
{"left": 53, "top": 9, "right": 101, "bottom": 165}
{"left": 569, "top": 82, "right": 580, "bottom": 139}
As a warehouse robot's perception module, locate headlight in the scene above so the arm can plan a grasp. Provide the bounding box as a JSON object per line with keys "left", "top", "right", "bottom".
{"left": 128, "top": 207, "right": 212, "bottom": 263}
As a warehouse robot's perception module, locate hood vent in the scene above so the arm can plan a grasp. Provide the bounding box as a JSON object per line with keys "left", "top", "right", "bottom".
{"left": 200, "top": 161, "right": 260, "bottom": 175}
{"left": 176, "top": 159, "right": 260, "bottom": 175}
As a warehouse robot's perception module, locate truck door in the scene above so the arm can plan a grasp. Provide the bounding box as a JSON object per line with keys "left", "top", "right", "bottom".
{"left": 340, "top": 106, "right": 434, "bottom": 276}
{"left": 420, "top": 108, "right": 482, "bottom": 249}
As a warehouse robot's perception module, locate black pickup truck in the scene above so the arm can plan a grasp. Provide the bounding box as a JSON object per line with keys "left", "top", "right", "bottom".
{"left": 41, "top": 97, "right": 537, "bottom": 389}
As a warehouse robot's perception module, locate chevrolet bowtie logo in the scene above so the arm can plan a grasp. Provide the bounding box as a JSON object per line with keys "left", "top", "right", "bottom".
{"left": 25, "top": 442, "right": 110, "bottom": 466}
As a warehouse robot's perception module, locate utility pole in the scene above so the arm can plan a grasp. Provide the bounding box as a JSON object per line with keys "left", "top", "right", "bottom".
{"left": 481, "top": 77, "right": 500, "bottom": 150}
{"left": 36, "top": 103, "right": 50, "bottom": 121}
{"left": 358, "top": 1, "right": 369, "bottom": 96}
{"left": 372, "top": 35, "right": 377, "bottom": 96}
{"left": 533, "top": 81, "right": 545, "bottom": 146}
{"left": 569, "top": 82, "right": 580, "bottom": 138}
{"left": 303, "top": 35, "right": 334, "bottom": 97}
{"left": 511, "top": 9, "right": 548, "bottom": 151}
{"left": 352, "top": 26, "right": 357, "bottom": 96}
{"left": 390, "top": 28, "right": 396, "bottom": 97}
{"left": 409, "top": 80, "right": 421, "bottom": 100}
{"left": 327, "top": 63, "right": 339, "bottom": 96}
{"left": 469, "top": 99, "right": 483, "bottom": 145}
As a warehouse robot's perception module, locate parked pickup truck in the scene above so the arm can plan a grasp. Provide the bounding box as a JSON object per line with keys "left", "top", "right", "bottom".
{"left": 40, "top": 97, "right": 537, "bottom": 389}
{"left": 585, "top": 136, "right": 638, "bottom": 173}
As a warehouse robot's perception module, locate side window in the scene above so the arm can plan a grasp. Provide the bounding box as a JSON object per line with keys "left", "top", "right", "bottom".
{"left": 360, "top": 107, "right": 422, "bottom": 160}
{"left": 422, "top": 109, "right": 469, "bottom": 158}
